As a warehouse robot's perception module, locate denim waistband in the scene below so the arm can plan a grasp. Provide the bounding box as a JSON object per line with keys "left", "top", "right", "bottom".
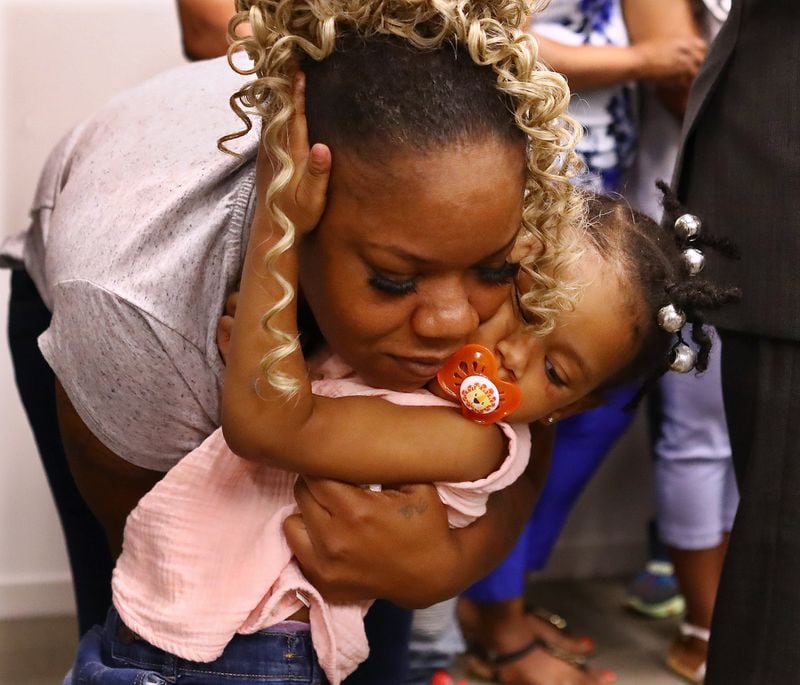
{"left": 102, "top": 607, "right": 325, "bottom": 684}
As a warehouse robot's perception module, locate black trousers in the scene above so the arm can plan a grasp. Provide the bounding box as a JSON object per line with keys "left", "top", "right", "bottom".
{"left": 7, "top": 269, "right": 114, "bottom": 635}
{"left": 7, "top": 269, "right": 411, "bottom": 681}
{"left": 707, "top": 330, "right": 800, "bottom": 683}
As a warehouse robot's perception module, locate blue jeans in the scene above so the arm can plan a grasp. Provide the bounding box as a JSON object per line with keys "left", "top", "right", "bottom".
{"left": 65, "top": 608, "right": 327, "bottom": 684}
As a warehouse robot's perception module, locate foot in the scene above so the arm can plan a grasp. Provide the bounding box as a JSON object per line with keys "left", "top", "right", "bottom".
{"left": 430, "top": 670, "right": 467, "bottom": 685}
{"left": 458, "top": 599, "right": 595, "bottom": 661}
{"left": 625, "top": 560, "right": 686, "bottom": 619}
{"left": 466, "top": 639, "right": 616, "bottom": 685}
{"left": 528, "top": 609, "right": 595, "bottom": 658}
{"left": 666, "top": 623, "right": 708, "bottom": 684}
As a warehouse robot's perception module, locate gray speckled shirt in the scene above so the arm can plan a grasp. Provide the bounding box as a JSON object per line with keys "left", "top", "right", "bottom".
{"left": 7, "top": 56, "right": 259, "bottom": 471}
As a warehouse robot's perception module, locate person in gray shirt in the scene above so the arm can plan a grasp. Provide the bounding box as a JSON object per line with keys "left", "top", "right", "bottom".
{"left": 4, "top": 1, "right": 583, "bottom": 681}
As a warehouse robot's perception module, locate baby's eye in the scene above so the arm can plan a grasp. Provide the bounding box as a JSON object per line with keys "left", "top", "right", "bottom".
{"left": 476, "top": 261, "right": 520, "bottom": 285}
{"left": 368, "top": 272, "right": 417, "bottom": 296}
{"left": 545, "top": 358, "right": 566, "bottom": 387}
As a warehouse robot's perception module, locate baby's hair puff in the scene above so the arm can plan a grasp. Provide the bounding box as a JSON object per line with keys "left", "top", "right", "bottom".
{"left": 220, "top": 0, "right": 585, "bottom": 394}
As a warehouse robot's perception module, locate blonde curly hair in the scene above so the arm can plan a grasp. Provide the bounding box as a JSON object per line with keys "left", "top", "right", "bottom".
{"left": 222, "top": 0, "right": 584, "bottom": 394}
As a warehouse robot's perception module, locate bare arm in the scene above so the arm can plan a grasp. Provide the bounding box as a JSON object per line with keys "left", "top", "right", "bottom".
{"left": 176, "top": 0, "right": 234, "bottom": 61}
{"left": 221, "top": 75, "right": 506, "bottom": 486}
{"left": 284, "top": 423, "right": 554, "bottom": 606}
{"left": 622, "top": 0, "right": 704, "bottom": 118}
{"left": 532, "top": 15, "right": 705, "bottom": 93}
{"left": 55, "top": 381, "right": 163, "bottom": 557}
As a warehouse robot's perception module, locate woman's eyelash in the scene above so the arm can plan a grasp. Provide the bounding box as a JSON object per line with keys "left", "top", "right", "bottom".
{"left": 545, "top": 358, "right": 566, "bottom": 387}
{"left": 369, "top": 261, "right": 518, "bottom": 295}
{"left": 368, "top": 273, "right": 417, "bottom": 296}
{"left": 477, "top": 261, "right": 520, "bottom": 285}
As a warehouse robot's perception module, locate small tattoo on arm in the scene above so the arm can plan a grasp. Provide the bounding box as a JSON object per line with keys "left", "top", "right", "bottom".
{"left": 399, "top": 499, "right": 429, "bottom": 519}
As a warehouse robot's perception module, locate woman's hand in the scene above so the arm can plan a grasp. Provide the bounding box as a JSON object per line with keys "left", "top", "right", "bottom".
{"left": 284, "top": 467, "right": 543, "bottom": 607}
{"left": 631, "top": 36, "right": 707, "bottom": 87}
{"left": 284, "top": 478, "right": 464, "bottom": 607}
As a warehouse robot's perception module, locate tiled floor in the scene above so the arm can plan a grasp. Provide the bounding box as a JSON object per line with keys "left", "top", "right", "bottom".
{"left": 0, "top": 578, "right": 687, "bottom": 685}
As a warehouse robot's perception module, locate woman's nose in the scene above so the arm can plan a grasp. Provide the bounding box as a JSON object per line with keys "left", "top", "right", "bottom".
{"left": 411, "top": 281, "right": 479, "bottom": 342}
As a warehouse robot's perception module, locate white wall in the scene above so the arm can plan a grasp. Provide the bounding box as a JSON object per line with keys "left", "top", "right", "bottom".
{"left": 0, "top": 0, "right": 184, "bottom": 619}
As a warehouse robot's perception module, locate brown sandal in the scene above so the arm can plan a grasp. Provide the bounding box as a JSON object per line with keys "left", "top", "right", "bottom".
{"left": 466, "top": 637, "right": 589, "bottom": 682}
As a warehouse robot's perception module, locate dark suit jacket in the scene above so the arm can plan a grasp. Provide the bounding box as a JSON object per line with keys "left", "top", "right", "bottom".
{"left": 674, "top": 0, "right": 800, "bottom": 340}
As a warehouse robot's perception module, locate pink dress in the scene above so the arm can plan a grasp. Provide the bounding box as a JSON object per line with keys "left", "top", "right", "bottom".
{"left": 112, "top": 356, "right": 531, "bottom": 684}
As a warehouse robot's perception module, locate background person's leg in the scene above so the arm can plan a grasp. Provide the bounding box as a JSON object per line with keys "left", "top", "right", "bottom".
{"left": 707, "top": 332, "right": 800, "bottom": 683}
{"left": 455, "top": 386, "right": 639, "bottom": 683}
{"left": 7, "top": 270, "right": 114, "bottom": 635}
{"left": 344, "top": 600, "right": 412, "bottom": 684}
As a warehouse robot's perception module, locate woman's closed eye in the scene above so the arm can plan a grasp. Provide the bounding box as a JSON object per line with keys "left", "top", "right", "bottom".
{"left": 544, "top": 358, "right": 567, "bottom": 387}
{"left": 368, "top": 272, "right": 417, "bottom": 296}
{"left": 368, "top": 260, "right": 519, "bottom": 296}
{"left": 476, "top": 260, "right": 520, "bottom": 285}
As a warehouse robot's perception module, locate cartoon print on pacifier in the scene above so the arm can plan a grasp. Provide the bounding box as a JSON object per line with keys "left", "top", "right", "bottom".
{"left": 437, "top": 344, "right": 522, "bottom": 424}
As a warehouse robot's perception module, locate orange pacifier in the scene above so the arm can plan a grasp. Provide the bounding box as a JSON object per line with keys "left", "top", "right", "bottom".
{"left": 437, "top": 344, "right": 522, "bottom": 424}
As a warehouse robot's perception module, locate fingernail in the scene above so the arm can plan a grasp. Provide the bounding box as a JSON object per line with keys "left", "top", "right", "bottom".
{"left": 309, "top": 144, "right": 329, "bottom": 171}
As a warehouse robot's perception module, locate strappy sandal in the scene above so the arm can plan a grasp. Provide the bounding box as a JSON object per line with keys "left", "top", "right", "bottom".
{"left": 529, "top": 607, "right": 596, "bottom": 656}
{"left": 466, "top": 637, "right": 590, "bottom": 682}
{"left": 666, "top": 622, "right": 709, "bottom": 684}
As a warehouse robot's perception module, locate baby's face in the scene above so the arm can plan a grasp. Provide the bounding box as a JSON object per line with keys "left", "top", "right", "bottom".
{"left": 468, "top": 249, "right": 641, "bottom": 423}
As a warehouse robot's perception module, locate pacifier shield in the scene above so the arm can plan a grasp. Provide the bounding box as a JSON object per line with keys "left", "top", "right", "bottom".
{"left": 437, "top": 344, "right": 522, "bottom": 424}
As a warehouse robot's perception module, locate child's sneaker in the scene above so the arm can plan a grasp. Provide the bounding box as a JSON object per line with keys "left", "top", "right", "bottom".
{"left": 625, "top": 560, "right": 686, "bottom": 618}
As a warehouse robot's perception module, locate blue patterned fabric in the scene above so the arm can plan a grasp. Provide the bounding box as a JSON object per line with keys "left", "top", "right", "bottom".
{"left": 536, "top": 0, "right": 638, "bottom": 192}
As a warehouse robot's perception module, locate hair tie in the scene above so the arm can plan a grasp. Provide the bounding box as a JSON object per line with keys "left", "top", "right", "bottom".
{"left": 657, "top": 304, "right": 686, "bottom": 333}
{"left": 674, "top": 213, "right": 701, "bottom": 240}
{"left": 669, "top": 342, "right": 697, "bottom": 374}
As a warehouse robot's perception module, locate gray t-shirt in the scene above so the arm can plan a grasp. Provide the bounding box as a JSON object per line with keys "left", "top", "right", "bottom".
{"left": 3, "top": 56, "right": 259, "bottom": 471}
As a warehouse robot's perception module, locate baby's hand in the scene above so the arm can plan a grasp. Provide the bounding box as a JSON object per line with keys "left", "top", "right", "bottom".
{"left": 255, "top": 71, "right": 331, "bottom": 238}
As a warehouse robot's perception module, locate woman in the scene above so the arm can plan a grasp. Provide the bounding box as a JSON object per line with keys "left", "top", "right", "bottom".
{"left": 2, "top": 1, "right": 581, "bottom": 682}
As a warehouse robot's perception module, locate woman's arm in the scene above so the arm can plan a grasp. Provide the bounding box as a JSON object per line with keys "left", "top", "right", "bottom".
{"left": 623, "top": 0, "right": 704, "bottom": 119}
{"left": 177, "top": 0, "right": 234, "bottom": 61}
{"left": 221, "top": 75, "right": 507, "bottom": 485}
{"left": 284, "top": 423, "right": 554, "bottom": 606}
{"left": 531, "top": 20, "right": 705, "bottom": 93}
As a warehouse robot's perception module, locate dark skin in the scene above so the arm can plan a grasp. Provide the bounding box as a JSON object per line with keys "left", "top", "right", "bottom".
{"left": 56, "top": 348, "right": 553, "bottom": 607}
{"left": 176, "top": 0, "right": 235, "bottom": 61}
{"left": 55, "top": 381, "right": 162, "bottom": 559}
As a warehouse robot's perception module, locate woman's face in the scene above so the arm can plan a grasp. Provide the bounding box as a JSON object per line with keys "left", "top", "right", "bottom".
{"left": 298, "top": 137, "right": 526, "bottom": 391}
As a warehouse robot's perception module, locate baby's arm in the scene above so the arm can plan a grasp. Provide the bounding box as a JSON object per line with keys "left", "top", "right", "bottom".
{"left": 221, "top": 75, "right": 506, "bottom": 485}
